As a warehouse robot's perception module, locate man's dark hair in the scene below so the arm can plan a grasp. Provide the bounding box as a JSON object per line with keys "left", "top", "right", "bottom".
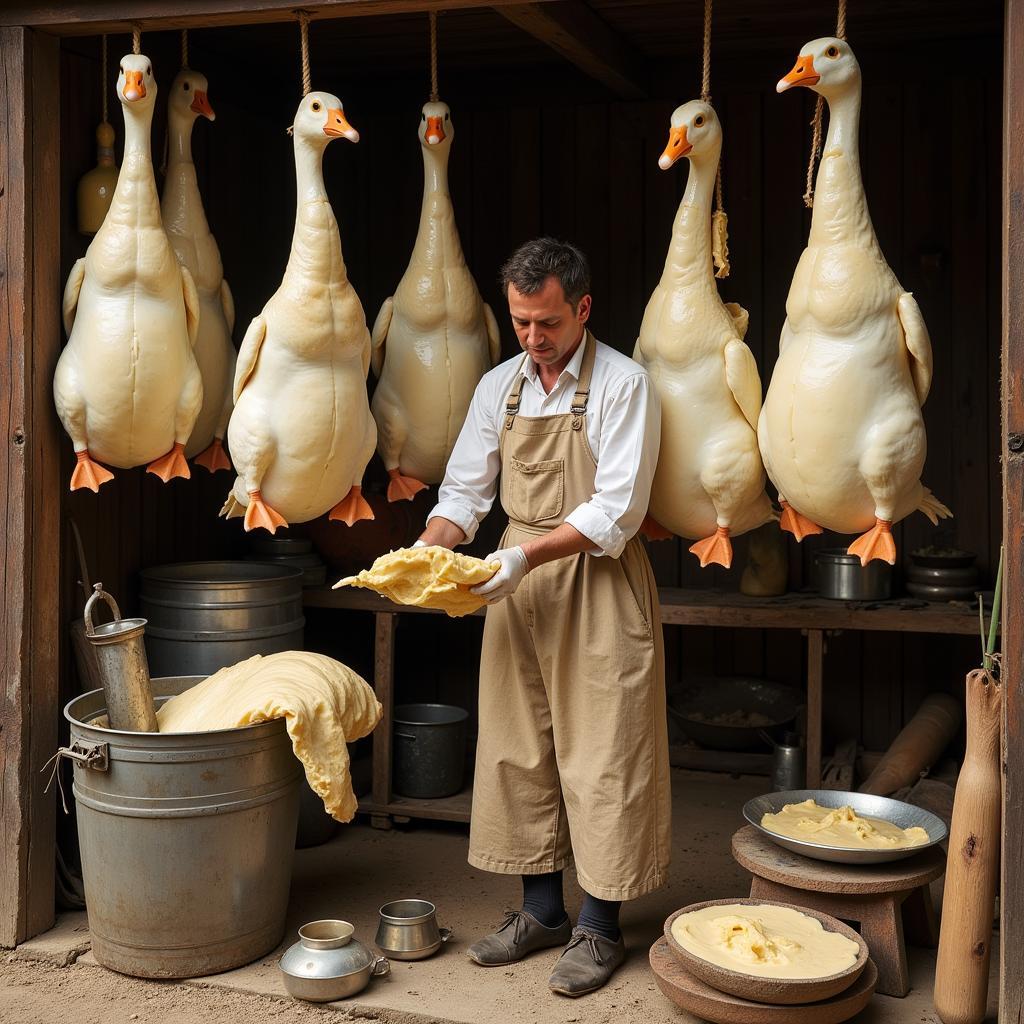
{"left": 499, "top": 237, "right": 591, "bottom": 307}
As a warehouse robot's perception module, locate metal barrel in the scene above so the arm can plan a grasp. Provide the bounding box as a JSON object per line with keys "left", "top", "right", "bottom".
{"left": 139, "top": 562, "right": 305, "bottom": 677}
{"left": 392, "top": 704, "right": 468, "bottom": 799}
{"left": 65, "top": 676, "right": 301, "bottom": 978}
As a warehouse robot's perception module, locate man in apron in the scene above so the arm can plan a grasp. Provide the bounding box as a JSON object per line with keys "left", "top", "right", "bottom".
{"left": 417, "top": 238, "right": 671, "bottom": 997}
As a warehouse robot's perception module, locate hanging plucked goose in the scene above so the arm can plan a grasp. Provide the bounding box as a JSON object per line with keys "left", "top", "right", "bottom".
{"left": 221, "top": 13, "right": 376, "bottom": 533}
{"left": 757, "top": 0, "right": 951, "bottom": 565}
{"left": 55, "top": 27, "right": 203, "bottom": 491}
{"left": 633, "top": 0, "right": 774, "bottom": 568}
{"left": 370, "top": 12, "right": 500, "bottom": 502}
{"left": 77, "top": 34, "right": 119, "bottom": 235}
{"left": 161, "top": 30, "right": 236, "bottom": 473}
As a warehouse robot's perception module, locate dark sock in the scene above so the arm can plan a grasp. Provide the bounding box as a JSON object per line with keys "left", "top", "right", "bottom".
{"left": 577, "top": 894, "right": 621, "bottom": 941}
{"left": 521, "top": 871, "right": 567, "bottom": 928}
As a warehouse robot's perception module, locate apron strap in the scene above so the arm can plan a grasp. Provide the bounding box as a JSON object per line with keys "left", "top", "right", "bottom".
{"left": 570, "top": 332, "right": 597, "bottom": 431}
{"left": 504, "top": 332, "right": 596, "bottom": 431}
{"left": 504, "top": 356, "right": 529, "bottom": 430}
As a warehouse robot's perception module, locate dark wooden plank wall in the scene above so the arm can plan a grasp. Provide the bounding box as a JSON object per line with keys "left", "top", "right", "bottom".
{"left": 57, "top": 34, "right": 1000, "bottom": 751}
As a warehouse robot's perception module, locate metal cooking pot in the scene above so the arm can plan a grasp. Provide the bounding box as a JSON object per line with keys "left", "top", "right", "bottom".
{"left": 815, "top": 548, "right": 891, "bottom": 601}
{"left": 280, "top": 920, "right": 390, "bottom": 1002}
{"left": 375, "top": 900, "right": 452, "bottom": 960}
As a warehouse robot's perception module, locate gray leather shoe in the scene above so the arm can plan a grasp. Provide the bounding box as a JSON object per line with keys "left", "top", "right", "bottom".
{"left": 467, "top": 910, "right": 572, "bottom": 966}
{"left": 548, "top": 927, "right": 626, "bottom": 997}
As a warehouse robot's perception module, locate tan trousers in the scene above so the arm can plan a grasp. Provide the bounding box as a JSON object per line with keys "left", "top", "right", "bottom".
{"left": 468, "top": 334, "right": 672, "bottom": 901}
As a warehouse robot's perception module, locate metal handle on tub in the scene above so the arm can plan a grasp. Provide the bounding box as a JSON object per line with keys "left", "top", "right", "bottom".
{"left": 41, "top": 741, "right": 109, "bottom": 815}
{"left": 55, "top": 741, "right": 109, "bottom": 772}
{"left": 372, "top": 957, "right": 391, "bottom": 977}
{"left": 439, "top": 927, "right": 452, "bottom": 943}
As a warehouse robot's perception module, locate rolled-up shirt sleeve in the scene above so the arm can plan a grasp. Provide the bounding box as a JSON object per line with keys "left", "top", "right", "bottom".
{"left": 427, "top": 376, "right": 502, "bottom": 544}
{"left": 565, "top": 372, "right": 661, "bottom": 558}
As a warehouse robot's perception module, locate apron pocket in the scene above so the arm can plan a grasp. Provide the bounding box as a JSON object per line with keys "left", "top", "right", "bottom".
{"left": 617, "top": 550, "right": 654, "bottom": 638}
{"left": 509, "top": 457, "right": 564, "bottom": 523}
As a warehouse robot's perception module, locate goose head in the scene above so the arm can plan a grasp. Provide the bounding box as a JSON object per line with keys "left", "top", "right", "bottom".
{"left": 777, "top": 37, "right": 860, "bottom": 99}
{"left": 291, "top": 91, "right": 359, "bottom": 147}
{"left": 419, "top": 100, "right": 453, "bottom": 149}
{"left": 658, "top": 100, "right": 720, "bottom": 170}
{"left": 169, "top": 68, "right": 215, "bottom": 124}
{"left": 117, "top": 53, "right": 157, "bottom": 111}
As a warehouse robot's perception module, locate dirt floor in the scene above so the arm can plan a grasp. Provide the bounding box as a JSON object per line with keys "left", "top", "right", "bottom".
{"left": 5, "top": 769, "right": 1000, "bottom": 1024}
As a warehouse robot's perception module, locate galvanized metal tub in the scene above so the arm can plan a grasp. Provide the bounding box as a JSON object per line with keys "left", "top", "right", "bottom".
{"left": 65, "top": 675, "right": 302, "bottom": 978}
{"left": 140, "top": 562, "right": 304, "bottom": 677}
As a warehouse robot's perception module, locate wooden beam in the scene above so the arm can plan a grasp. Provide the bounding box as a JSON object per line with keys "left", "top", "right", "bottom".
{"left": 496, "top": 2, "right": 648, "bottom": 100}
{"left": 0, "top": 0, "right": 556, "bottom": 35}
{"left": 1001, "top": 0, "right": 1024, "bottom": 1018}
{"left": 0, "top": 26, "right": 61, "bottom": 948}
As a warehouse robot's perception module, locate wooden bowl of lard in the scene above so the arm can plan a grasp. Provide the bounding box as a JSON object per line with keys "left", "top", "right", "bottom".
{"left": 663, "top": 898, "right": 870, "bottom": 1005}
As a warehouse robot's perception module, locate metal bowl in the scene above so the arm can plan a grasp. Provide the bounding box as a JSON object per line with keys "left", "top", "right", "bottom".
{"left": 663, "top": 899, "right": 869, "bottom": 1005}
{"left": 668, "top": 677, "right": 802, "bottom": 750}
{"left": 743, "top": 790, "right": 948, "bottom": 865}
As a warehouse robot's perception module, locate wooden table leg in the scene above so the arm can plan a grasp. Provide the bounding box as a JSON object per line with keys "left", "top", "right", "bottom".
{"left": 857, "top": 894, "right": 910, "bottom": 997}
{"left": 902, "top": 884, "right": 940, "bottom": 948}
{"left": 371, "top": 611, "right": 397, "bottom": 829}
{"left": 806, "top": 629, "right": 824, "bottom": 788}
{"left": 747, "top": 876, "right": 911, "bottom": 998}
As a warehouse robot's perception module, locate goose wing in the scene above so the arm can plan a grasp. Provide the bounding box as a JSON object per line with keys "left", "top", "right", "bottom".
{"left": 897, "top": 292, "right": 932, "bottom": 405}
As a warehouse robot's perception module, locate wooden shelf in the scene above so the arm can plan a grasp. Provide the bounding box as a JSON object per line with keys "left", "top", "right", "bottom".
{"left": 358, "top": 785, "right": 473, "bottom": 826}
{"left": 305, "top": 584, "right": 984, "bottom": 821}
{"left": 305, "top": 584, "right": 984, "bottom": 635}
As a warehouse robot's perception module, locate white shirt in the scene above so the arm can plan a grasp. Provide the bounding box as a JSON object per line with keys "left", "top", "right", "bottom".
{"left": 428, "top": 333, "right": 661, "bottom": 558}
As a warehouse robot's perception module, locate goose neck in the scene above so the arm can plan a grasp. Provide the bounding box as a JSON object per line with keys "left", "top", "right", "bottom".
{"left": 294, "top": 138, "right": 330, "bottom": 203}
{"left": 808, "top": 84, "right": 873, "bottom": 246}
{"left": 662, "top": 149, "right": 718, "bottom": 284}
{"left": 415, "top": 142, "right": 464, "bottom": 268}
{"left": 110, "top": 104, "right": 160, "bottom": 221}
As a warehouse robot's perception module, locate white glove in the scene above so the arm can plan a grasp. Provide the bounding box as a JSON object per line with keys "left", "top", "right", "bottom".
{"left": 471, "top": 546, "right": 530, "bottom": 604}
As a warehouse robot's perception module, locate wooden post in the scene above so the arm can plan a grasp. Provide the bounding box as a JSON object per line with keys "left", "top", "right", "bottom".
{"left": 0, "top": 26, "right": 62, "bottom": 947}
{"left": 371, "top": 612, "right": 397, "bottom": 828}
{"left": 1001, "top": 0, "right": 1024, "bottom": 1018}
{"left": 806, "top": 629, "right": 824, "bottom": 788}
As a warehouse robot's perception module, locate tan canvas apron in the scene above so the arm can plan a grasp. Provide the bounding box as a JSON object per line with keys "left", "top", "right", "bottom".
{"left": 467, "top": 332, "right": 672, "bottom": 901}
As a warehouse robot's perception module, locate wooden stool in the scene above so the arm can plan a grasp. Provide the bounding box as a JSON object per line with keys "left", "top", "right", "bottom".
{"left": 731, "top": 825, "right": 946, "bottom": 998}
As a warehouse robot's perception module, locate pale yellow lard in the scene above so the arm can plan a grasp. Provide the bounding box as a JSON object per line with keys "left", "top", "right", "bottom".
{"left": 155, "top": 651, "right": 381, "bottom": 822}
{"left": 761, "top": 798, "right": 929, "bottom": 849}
{"left": 334, "top": 545, "right": 498, "bottom": 618}
{"left": 671, "top": 904, "right": 860, "bottom": 979}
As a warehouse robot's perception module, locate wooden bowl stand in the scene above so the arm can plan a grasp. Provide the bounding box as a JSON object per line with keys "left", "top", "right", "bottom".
{"left": 731, "top": 825, "right": 946, "bottom": 997}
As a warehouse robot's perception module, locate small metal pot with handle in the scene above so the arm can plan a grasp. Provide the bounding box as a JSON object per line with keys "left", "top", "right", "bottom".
{"left": 280, "top": 920, "right": 390, "bottom": 1002}
{"left": 375, "top": 900, "right": 452, "bottom": 960}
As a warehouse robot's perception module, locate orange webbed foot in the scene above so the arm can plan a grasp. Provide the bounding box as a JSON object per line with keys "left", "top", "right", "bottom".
{"left": 689, "top": 526, "right": 734, "bottom": 569}
{"left": 330, "top": 485, "right": 375, "bottom": 527}
{"left": 194, "top": 438, "right": 232, "bottom": 473}
{"left": 244, "top": 489, "right": 288, "bottom": 534}
{"left": 847, "top": 518, "right": 896, "bottom": 566}
{"left": 641, "top": 513, "right": 673, "bottom": 541}
{"left": 147, "top": 442, "right": 191, "bottom": 483}
{"left": 70, "top": 450, "right": 114, "bottom": 492}
{"left": 779, "top": 500, "right": 823, "bottom": 542}
{"left": 386, "top": 468, "right": 428, "bottom": 503}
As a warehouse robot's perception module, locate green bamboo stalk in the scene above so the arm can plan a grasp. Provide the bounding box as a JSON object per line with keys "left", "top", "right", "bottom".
{"left": 984, "top": 545, "right": 1004, "bottom": 671}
